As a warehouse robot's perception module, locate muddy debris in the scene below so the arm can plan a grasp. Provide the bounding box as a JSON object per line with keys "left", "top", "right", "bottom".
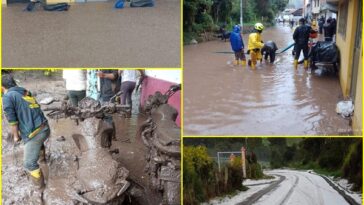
{"left": 140, "top": 90, "right": 181, "bottom": 205}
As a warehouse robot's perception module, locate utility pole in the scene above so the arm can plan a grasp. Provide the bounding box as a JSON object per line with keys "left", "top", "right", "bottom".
{"left": 240, "top": 0, "right": 243, "bottom": 32}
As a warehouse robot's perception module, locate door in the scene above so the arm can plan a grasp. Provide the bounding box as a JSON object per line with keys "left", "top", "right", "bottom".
{"left": 350, "top": 0, "right": 362, "bottom": 101}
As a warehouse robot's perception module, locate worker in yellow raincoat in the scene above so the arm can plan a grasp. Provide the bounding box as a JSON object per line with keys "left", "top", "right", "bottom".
{"left": 247, "top": 23, "right": 265, "bottom": 69}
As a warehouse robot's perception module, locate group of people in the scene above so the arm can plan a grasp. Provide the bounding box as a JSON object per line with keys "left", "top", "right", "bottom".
{"left": 1, "top": 69, "right": 145, "bottom": 204}
{"left": 229, "top": 14, "right": 337, "bottom": 71}
{"left": 63, "top": 69, "right": 145, "bottom": 108}
{"left": 229, "top": 22, "right": 278, "bottom": 69}
{"left": 318, "top": 16, "right": 337, "bottom": 42}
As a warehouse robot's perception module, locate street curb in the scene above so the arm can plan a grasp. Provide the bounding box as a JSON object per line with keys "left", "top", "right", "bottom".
{"left": 318, "top": 174, "right": 360, "bottom": 205}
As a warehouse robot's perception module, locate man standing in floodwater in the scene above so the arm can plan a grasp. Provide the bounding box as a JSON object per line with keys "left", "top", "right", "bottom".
{"left": 2, "top": 74, "right": 50, "bottom": 205}
{"left": 230, "top": 25, "right": 246, "bottom": 67}
{"left": 247, "top": 23, "right": 265, "bottom": 69}
{"left": 293, "top": 18, "right": 311, "bottom": 69}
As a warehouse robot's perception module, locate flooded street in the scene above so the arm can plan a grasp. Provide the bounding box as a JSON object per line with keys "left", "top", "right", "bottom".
{"left": 184, "top": 24, "right": 352, "bottom": 136}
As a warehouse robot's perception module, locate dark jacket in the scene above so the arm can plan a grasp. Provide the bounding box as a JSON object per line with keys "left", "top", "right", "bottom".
{"left": 3, "top": 87, "right": 48, "bottom": 143}
{"left": 324, "top": 23, "right": 334, "bottom": 38}
{"left": 100, "top": 70, "right": 118, "bottom": 102}
{"left": 261, "top": 41, "right": 278, "bottom": 54}
{"left": 293, "top": 25, "right": 312, "bottom": 46}
{"left": 230, "top": 26, "right": 244, "bottom": 52}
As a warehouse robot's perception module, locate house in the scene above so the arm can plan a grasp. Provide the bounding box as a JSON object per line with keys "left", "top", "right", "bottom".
{"left": 333, "top": 0, "right": 362, "bottom": 135}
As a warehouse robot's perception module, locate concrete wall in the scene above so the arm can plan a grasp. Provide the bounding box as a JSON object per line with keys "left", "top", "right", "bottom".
{"left": 336, "top": 0, "right": 362, "bottom": 135}
{"left": 336, "top": 0, "right": 356, "bottom": 96}
{"left": 352, "top": 52, "right": 362, "bottom": 135}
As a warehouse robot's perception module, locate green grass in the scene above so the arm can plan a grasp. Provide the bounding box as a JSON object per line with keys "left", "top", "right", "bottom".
{"left": 287, "top": 162, "right": 342, "bottom": 178}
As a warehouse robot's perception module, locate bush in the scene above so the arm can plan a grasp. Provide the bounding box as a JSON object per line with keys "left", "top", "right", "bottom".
{"left": 341, "top": 140, "right": 362, "bottom": 191}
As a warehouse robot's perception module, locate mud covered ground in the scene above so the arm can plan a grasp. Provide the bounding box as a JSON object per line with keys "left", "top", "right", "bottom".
{"left": 2, "top": 72, "right": 161, "bottom": 204}
{"left": 184, "top": 24, "right": 353, "bottom": 136}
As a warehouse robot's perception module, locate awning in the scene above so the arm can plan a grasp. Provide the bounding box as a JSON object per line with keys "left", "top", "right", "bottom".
{"left": 320, "top": 3, "right": 338, "bottom": 12}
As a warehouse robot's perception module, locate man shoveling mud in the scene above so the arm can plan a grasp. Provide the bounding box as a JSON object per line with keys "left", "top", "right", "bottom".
{"left": 2, "top": 74, "right": 50, "bottom": 205}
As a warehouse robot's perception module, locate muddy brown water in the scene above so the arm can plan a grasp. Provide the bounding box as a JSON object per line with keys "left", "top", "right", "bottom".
{"left": 184, "top": 24, "right": 352, "bottom": 135}
{"left": 2, "top": 0, "right": 180, "bottom": 68}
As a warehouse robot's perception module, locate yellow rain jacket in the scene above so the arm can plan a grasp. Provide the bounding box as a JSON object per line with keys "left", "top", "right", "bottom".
{"left": 248, "top": 32, "right": 264, "bottom": 50}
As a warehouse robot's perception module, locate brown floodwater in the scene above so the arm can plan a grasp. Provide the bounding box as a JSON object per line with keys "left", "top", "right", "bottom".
{"left": 184, "top": 24, "right": 352, "bottom": 136}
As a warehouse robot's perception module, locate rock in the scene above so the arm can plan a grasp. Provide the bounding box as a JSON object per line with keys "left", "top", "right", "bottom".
{"left": 56, "top": 136, "right": 66, "bottom": 142}
{"left": 39, "top": 97, "right": 55, "bottom": 105}
{"left": 190, "top": 39, "right": 198, "bottom": 44}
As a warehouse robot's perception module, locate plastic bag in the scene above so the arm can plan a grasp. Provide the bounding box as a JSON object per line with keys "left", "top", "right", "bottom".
{"left": 336, "top": 101, "right": 354, "bottom": 118}
{"left": 114, "top": 0, "right": 124, "bottom": 9}
{"left": 310, "top": 41, "right": 339, "bottom": 63}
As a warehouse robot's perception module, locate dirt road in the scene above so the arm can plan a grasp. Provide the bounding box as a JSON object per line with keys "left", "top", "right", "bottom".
{"left": 184, "top": 24, "right": 352, "bottom": 135}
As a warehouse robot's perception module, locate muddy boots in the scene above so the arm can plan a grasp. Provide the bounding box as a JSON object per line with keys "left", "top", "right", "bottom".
{"left": 293, "top": 59, "right": 298, "bottom": 69}
{"left": 29, "top": 168, "right": 45, "bottom": 205}
{"left": 234, "top": 60, "right": 247, "bottom": 67}
{"left": 303, "top": 60, "right": 309, "bottom": 69}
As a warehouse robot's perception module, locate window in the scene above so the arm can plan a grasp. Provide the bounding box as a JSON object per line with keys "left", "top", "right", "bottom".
{"left": 338, "top": 1, "right": 348, "bottom": 39}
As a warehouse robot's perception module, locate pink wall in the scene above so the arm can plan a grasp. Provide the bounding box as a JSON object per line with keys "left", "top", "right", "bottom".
{"left": 140, "top": 76, "right": 181, "bottom": 126}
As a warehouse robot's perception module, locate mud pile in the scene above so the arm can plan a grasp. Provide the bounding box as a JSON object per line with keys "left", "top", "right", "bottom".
{"left": 2, "top": 95, "right": 131, "bottom": 205}
{"left": 140, "top": 91, "right": 181, "bottom": 204}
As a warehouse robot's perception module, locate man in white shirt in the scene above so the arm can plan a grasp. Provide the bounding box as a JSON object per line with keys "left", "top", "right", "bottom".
{"left": 62, "top": 70, "right": 87, "bottom": 107}
{"left": 119, "top": 70, "right": 145, "bottom": 109}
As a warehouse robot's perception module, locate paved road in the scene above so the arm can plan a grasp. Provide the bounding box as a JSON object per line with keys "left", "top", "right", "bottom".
{"left": 241, "top": 170, "right": 351, "bottom": 205}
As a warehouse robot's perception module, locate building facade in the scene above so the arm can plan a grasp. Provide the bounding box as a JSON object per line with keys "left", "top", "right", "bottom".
{"left": 334, "top": 0, "right": 362, "bottom": 135}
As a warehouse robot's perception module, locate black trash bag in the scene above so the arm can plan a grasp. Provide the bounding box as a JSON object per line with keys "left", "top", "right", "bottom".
{"left": 43, "top": 3, "right": 70, "bottom": 11}
{"left": 130, "top": 0, "right": 154, "bottom": 7}
{"left": 310, "top": 41, "right": 339, "bottom": 63}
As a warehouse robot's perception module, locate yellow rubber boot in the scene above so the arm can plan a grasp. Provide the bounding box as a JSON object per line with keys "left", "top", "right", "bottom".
{"left": 251, "top": 63, "right": 256, "bottom": 70}
{"left": 293, "top": 59, "right": 298, "bottom": 69}
{"left": 30, "top": 168, "right": 44, "bottom": 189}
{"left": 304, "top": 60, "right": 309, "bottom": 69}
{"left": 241, "top": 60, "right": 246, "bottom": 67}
{"left": 234, "top": 60, "right": 239, "bottom": 66}
{"left": 250, "top": 52, "right": 257, "bottom": 69}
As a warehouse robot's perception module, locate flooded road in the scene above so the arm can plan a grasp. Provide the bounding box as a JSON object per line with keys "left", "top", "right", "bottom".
{"left": 184, "top": 24, "right": 352, "bottom": 135}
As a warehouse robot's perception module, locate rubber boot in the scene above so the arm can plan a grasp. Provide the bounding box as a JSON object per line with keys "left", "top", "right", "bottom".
{"left": 234, "top": 60, "right": 239, "bottom": 66}
{"left": 250, "top": 51, "right": 257, "bottom": 69}
{"left": 30, "top": 168, "right": 45, "bottom": 189}
{"left": 293, "top": 59, "right": 298, "bottom": 69}
{"left": 241, "top": 60, "right": 246, "bottom": 67}
{"left": 303, "top": 60, "right": 309, "bottom": 69}
{"left": 251, "top": 63, "right": 256, "bottom": 69}
{"left": 29, "top": 168, "right": 44, "bottom": 205}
